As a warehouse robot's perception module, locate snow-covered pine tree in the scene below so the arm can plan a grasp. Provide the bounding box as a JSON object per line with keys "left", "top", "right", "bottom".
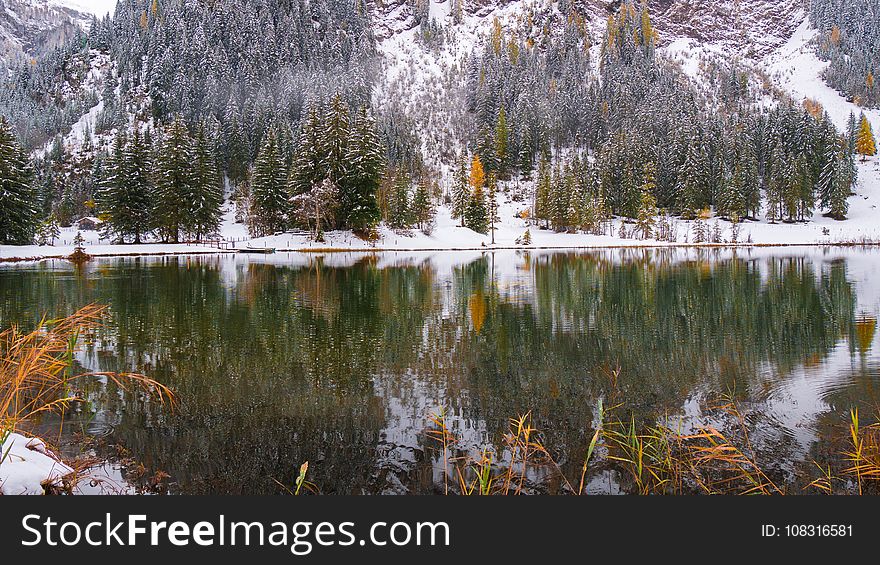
{"left": 411, "top": 178, "right": 436, "bottom": 234}
{"left": 99, "top": 127, "right": 155, "bottom": 244}
{"left": 636, "top": 162, "right": 657, "bottom": 239}
{"left": 125, "top": 127, "right": 155, "bottom": 243}
{"left": 386, "top": 171, "right": 411, "bottom": 230}
{"left": 250, "top": 128, "right": 289, "bottom": 237}
{"left": 289, "top": 106, "right": 325, "bottom": 198}
{"left": 676, "top": 137, "right": 709, "bottom": 220}
{"left": 98, "top": 130, "right": 130, "bottom": 243}
{"left": 154, "top": 117, "right": 197, "bottom": 243}
{"left": 35, "top": 215, "right": 60, "bottom": 246}
{"left": 191, "top": 124, "right": 224, "bottom": 241}
{"left": 322, "top": 95, "right": 350, "bottom": 188}
{"left": 495, "top": 106, "right": 510, "bottom": 180}
{"left": 465, "top": 183, "right": 489, "bottom": 235}
{"left": 534, "top": 153, "right": 551, "bottom": 228}
{"left": 451, "top": 157, "right": 471, "bottom": 225}
{"left": 0, "top": 117, "right": 37, "bottom": 244}
{"left": 341, "top": 105, "right": 384, "bottom": 231}
{"left": 549, "top": 163, "right": 571, "bottom": 231}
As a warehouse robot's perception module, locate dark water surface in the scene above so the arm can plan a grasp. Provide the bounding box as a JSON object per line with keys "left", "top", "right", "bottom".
{"left": 2, "top": 248, "right": 879, "bottom": 494}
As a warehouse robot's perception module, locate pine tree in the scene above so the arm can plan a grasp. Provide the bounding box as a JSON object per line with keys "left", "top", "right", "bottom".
{"left": 549, "top": 164, "right": 571, "bottom": 231}
{"left": 342, "top": 106, "right": 384, "bottom": 230}
{"left": 289, "top": 106, "right": 325, "bottom": 197}
{"left": 856, "top": 114, "right": 877, "bottom": 161}
{"left": 153, "top": 117, "right": 197, "bottom": 243}
{"left": 822, "top": 133, "right": 854, "bottom": 220}
{"left": 534, "top": 152, "right": 551, "bottom": 228}
{"left": 322, "top": 94, "right": 350, "bottom": 188}
{"left": 720, "top": 130, "right": 756, "bottom": 221}
{"left": 35, "top": 215, "right": 60, "bottom": 246}
{"left": 411, "top": 178, "right": 436, "bottom": 234}
{"left": 677, "top": 139, "right": 708, "bottom": 220}
{"left": 191, "top": 125, "right": 224, "bottom": 240}
{"left": 0, "top": 117, "right": 37, "bottom": 245}
{"left": 495, "top": 106, "right": 509, "bottom": 179}
{"left": 486, "top": 172, "right": 499, "bottom": 243}
{"left": 125, "top": 128, "right": 155, "bottom": 243}
{"left": 451, "top": 157, "right": 471, "bottom": 224}
{"left": 386, "top": 171, "right": 411, "bottom": 229}
{"left": 465, "top": 183, "right": 489, "bottom": 234}
{"left": 636, "top": 162, "right": 657, "bottom": 239}
{"left": 250, "top": 128, "right": 289, "bottom": 236}
{"left": 98, "top": 130, "right": 131, "bottom": 243}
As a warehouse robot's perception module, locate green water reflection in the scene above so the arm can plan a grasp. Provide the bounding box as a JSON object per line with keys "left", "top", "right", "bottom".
{"left": 1, "top": 249, "right": 878, "bottom": 494}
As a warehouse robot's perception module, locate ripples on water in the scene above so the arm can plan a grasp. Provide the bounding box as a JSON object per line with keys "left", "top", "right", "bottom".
{"left": 1, "top": 247, "right": 879, "bottom": 494}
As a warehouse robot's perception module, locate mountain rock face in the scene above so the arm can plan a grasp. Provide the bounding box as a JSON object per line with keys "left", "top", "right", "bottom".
{"left": 369, "top": 0, "right": 805, "bottom": 56}
{"left": 651, "top": 0, "right": 805, "bottom": 55}
{"left": 0, "top": 0, "right": 89, "bottom": 62}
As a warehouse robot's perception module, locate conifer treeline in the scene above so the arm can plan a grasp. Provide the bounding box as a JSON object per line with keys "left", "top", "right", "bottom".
{"left": 97, "top": 116, "right": 224, "bottom": 244}
{"left": 461, "top": 1, "right": 860, "bottom": 229}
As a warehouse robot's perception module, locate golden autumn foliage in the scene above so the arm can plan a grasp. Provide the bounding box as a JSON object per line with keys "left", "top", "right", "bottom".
{"left": 469, "top": 155, "right": 486, "bottom": 191}
{"left": 830, "top": 25, "right": 841, "bottom": 45}
{"left": 855, "top": 316, "right": 877, "bottom": 353}
{"left": 491, "top": 17, "right": 503, "bottom": 55}
{"left": 469, "top": 292, "right": 487, "bottom": 335}
{"left": 856, "top": 115, "right": 877, "bottom": 160}
{"left": 803, "top": 98, "right": 824, "bottom": 119}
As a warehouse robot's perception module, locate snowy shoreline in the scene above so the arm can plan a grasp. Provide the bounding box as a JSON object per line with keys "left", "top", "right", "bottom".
{"left": 5, "top": 239, "right": 880, "bottom": 265}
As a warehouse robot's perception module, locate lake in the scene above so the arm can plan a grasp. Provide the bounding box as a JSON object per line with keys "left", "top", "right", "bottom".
{"left": 2, "top": 248, "right": 879, "bottom": 494}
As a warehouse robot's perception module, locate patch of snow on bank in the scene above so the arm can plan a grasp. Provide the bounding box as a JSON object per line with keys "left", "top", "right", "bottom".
{"left": 1, "top": 433, "right": 73, "bottom": 495}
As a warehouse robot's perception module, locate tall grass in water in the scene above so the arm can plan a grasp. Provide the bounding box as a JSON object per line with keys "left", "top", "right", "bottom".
{"left": 427, "top": 409, "right": 576, "bottom": 495}
{"left": 844, "top": 409, "right": 880, "bottom": 494}
{"left": 1, "top": 305, "right": 174, "bottom": 482}
{"left": 602, "top": 393, "right": 783, "bottom": 495}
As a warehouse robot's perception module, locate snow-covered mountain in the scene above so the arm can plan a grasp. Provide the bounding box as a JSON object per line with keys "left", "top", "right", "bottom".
{"left": 0, "top": 0, "right": 91, "bottom": 62}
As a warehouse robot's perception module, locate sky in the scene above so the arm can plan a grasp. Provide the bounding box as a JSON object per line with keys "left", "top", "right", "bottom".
{"left": 55, "top": 0, "right": 118, "bottom": 17}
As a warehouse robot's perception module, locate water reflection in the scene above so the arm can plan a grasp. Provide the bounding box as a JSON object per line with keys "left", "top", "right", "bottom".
{"left": 1, "top": 248, "right": 879, "bottom": 494}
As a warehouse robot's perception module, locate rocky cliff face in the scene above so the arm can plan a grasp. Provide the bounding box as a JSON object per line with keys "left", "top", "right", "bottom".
{"left": 0, "top": 0, "right": 89, "bottom": 62}
{"left": 369, "top": 0, "right": 805, "bottom": 56}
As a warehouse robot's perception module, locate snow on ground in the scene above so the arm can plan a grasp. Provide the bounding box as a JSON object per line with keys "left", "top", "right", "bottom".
{"left": 0, "top": 433, "right": 73, "bottom": 495}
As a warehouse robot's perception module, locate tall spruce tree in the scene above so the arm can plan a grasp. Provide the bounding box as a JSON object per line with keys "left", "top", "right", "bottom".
{"left": 250, "top": 128, "right": 289, "bottom": 236}
{"left": 342, "top": 106, "right": 384, "bottom": 230}
{"left": 451, "top": 157, "right": 471, "bottom": 224}
{"left": 153, "top": 117, "right": 196, "bottom": 243}
{"left": 191, "top": 125, "right": 224, "bottom": 240}
{"left": 98, "top": 131, "right": 130, "bottom": 243}
{"left": 0, "top": 117, "right": 37, "bottom": 244}
{"left": 289, "top": 107, "right": 325, "bottom": 197}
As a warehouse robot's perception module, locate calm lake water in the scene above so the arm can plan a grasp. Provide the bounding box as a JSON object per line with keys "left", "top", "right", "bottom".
{"left": 2, "top": 248, "right": 880, "bottom": 494}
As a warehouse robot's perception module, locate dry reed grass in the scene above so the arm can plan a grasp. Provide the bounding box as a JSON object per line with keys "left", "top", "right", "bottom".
{"left": 1, "top": 304, "right": 175, "bottom": 493}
